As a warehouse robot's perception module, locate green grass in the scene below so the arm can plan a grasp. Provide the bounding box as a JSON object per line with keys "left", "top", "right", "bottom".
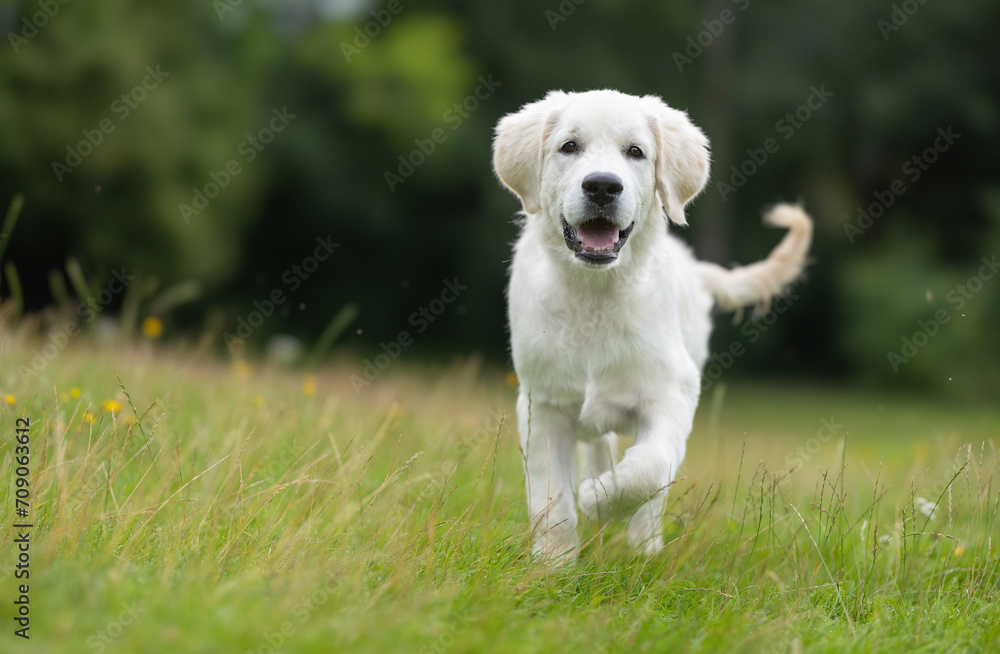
{"left": 1, "top": 328, "right": 998, "bottom": 653}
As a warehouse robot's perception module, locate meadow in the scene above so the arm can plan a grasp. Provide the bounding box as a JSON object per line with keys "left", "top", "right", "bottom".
{"left": 1, "top": 329, "right": 998, "bottom": 653}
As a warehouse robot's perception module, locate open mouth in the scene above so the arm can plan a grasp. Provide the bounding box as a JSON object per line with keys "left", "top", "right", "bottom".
{"left": 561, "top": 217, "right": 635, "bottom": 264}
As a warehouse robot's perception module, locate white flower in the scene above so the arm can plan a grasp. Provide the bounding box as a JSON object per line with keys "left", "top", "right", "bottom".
{"left": 915, "top": 496, "right": 937, "bottom": 520}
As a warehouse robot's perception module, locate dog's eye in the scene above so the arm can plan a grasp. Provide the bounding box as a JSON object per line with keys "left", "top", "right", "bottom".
{"left": 560, "top": 141, "right": 578, "bottom": 154}
{"left": 627, "top": 145, "right": 644, "bottom": 159}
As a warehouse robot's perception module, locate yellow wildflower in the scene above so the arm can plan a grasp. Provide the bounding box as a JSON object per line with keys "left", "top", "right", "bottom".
{"left": 83, "top": 412, "right": 95, "bottom": 424}
{"left": 4, "top": 394, "right": 14, "bottom": 406}
{"left": 142, "top": 316, "right": 164, "bottom": 339}
{"left": 99, "top": 400, "right": 122, "bottom": 414}
{"left": 302, "top": 374, "right": 316, "bottom": 396}
{"left": 505, "top": 371, "right": 519, "bottom": 387}
{"left": 252, "top": 396, "right": 266, "bottom": 408}
{"left": 70, "top": 387, "right": 81, "bottom": 399}
{"left": 954, "top": 546, "right": 966, "bottom": 557}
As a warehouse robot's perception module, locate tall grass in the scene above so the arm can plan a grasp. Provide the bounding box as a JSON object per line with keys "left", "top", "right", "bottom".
{"left": 0, "top": 325, "right": 998, "bottom": 652}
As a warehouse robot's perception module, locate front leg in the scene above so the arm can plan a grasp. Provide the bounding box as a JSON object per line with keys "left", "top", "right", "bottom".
{"left": 518, "top": 391, "right": 579, "bottom": 562}
{"left": 577, "top": 377, "right": 698, "bottom": 551}
{"left": 627, "top": 490, "right": 667, "bottom": 555}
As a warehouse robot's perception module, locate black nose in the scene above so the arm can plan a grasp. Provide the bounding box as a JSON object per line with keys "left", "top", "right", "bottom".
{"left": 582, "top": 172, "right": 623, "bottom": 206}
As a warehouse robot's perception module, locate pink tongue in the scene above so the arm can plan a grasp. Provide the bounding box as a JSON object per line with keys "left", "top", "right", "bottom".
{"left": 577, "top": 221, "right": 618, "bottom": 251}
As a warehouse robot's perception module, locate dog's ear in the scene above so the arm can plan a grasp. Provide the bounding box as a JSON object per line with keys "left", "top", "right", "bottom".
{"left": 492, "top": 91, "right": 568, "bottom": 215}
{"left": 643, "top": 97, "right": 710, "bottom": 227}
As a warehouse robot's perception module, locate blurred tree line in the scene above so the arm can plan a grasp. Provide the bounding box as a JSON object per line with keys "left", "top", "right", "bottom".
{"left": 0, "top": 0, "right": 997, "bottom": 398}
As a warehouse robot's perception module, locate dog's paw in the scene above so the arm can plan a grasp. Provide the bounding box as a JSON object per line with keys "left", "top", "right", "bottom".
{"left": 627, "top": 501, "right": 665, "bottom": 555}
{"left": 630, "top": 531, "right": 664, "bottom": 556}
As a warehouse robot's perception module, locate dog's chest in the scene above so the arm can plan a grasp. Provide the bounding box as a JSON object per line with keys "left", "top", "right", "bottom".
{"left": 515, "top": 284, "right": 665, "bottom": 399}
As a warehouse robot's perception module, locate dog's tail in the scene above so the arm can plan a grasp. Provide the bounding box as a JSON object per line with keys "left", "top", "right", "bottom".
{"left": 697, "top": 203, "right": 813, "bottom": 314}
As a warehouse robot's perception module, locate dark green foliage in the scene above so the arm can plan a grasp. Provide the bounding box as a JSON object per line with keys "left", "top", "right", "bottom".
{"left": 1, "top": 0, "right": 997, "bottom": 396}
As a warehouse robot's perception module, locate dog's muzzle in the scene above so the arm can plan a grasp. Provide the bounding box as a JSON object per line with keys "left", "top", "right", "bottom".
{"left": 562, "top": 217, "right": 635, "bottom": 264}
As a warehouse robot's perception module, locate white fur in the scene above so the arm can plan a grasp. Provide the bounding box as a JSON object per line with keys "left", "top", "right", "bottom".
{"left": 493, "top": 90, "right": 812, "bottom": 561}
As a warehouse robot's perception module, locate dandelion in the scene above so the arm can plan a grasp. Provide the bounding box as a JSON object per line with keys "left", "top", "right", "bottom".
{"left": 505, "top": 371, "right": 519, "bottom": 387}
{"left": 83, "top": 412, "right": 95, "bottom": 424}
{"left": 99, "top": 400, "right": 123, "bottom": 414}
{"left": 915, "top": 497, "right": 937, "bottom": 520}
{"left": 4, "top": 394, "right": 14, "bottom": 406}
{"left": 70, "top": 387, "right": 81, "bottom": 399}
{"left": 302, "top": 374, "right": 316, "bottom": 396}
{"left": 954, "top": 545, "right": 965, "bottom": 556}
{"left": 142, "top": 316, "right": 164, "bottom": 339}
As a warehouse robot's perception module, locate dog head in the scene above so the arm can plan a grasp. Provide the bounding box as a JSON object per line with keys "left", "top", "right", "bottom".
{"left": 493, "top": 90, "right": 710, "bottom": 268}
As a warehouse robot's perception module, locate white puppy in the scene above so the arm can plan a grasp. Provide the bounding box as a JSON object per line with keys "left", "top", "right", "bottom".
{"left": 492, "top": 90, "right": 812, "bottom": 561}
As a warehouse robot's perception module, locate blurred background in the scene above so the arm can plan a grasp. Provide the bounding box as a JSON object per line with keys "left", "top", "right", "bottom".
{"left": 1, "top": 0, "right": 998, "bottom": 399}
